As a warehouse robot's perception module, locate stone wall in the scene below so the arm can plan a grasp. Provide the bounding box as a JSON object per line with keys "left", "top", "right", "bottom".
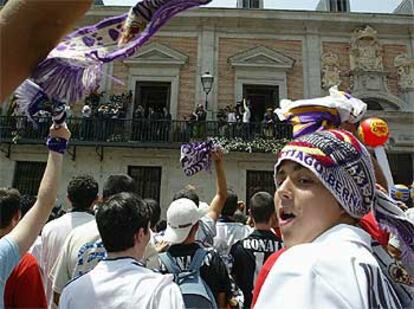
{"left": 110, "top": 36, "right": 198, "bottom": 120}
{"left": 0, "top": 146, "right": 275, "bottom": 218}
{"left": 218, "top": 38, "right": 304, "bottom": 109}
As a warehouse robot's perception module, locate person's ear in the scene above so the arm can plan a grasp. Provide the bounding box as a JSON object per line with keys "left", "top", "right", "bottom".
{"left": 11, "top": 211, "right": 21, "bottom": 227}
{"left": 135, "top": 227, "right": 147, "bottom": 244}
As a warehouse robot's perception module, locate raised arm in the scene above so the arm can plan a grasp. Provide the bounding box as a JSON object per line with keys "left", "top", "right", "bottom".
{"left": 206, "top": 149, "right": 228, "bottom": 222}
{"left": 243, "top": 98, "right": 248, "bottom": 111}
{"left": 8, "top": 125, "right": 71, "bottom": 255}
{"left": 0, "top": 0, "right": 93, "bottom": 101}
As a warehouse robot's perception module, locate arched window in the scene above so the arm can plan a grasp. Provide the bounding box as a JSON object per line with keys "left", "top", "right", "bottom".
{"left": 365, "top": 99, "right": 384, "bottom": 111}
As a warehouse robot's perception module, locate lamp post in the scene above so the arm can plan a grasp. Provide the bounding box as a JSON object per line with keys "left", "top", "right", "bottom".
{"left": 201, "top": 72, "right": 214, "bottom": 111}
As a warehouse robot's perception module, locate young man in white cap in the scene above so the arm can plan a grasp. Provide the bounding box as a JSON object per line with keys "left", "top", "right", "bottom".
{"left": 160, "top": 198, "right": 232, "bottom": 308}
{"left": 255, "top": 129, "right": 414, "bottom": 308}
{"left": 59, "top": 192, "right": 184, "bottom": 309}
{"left": 171, "top": 148, "right": 228, "bottom": 248}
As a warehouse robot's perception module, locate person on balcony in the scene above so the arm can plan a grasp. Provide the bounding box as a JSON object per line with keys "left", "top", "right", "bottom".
{"left": 160, "top": 107, "right": 172, "bottom": 141}
{"left": 34, "top": 110, "right": 51, "bottom": 138}
{"left": 193, "top": 104, "right": 207, "bottom": 139}
{"left": 263, "top": 108, "right": 277, "bottom": 138}
{"left": 80, "top": 105, "right": 92, "bottom": 140}
{"left": 133, "top": 105, "right": 145, "bottom": 141}
{"left": 242, "top": 99, "right": 251, "bottom": 139}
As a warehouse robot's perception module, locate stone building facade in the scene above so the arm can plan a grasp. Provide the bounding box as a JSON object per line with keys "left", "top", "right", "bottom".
{"left": 1, "top": 4, "right": 413, "bottom": 215}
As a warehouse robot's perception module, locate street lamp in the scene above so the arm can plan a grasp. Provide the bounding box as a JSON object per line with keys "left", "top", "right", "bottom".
{"left": 201, "top": 71, "right": 214, "bottom": 111}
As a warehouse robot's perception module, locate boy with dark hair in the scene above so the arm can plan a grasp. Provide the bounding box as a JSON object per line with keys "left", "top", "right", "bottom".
{"left": 67, "top": 175, "right": 99, "bottom": 210}
{"left": 144, "top": 198, "right": 161, "bottom": 231}
{"left": 41, "top": 174, "right": 98, "bottom": 306}
{"left": 102, "top": 174, "right": 137, "bottom": 199}
{"left": 173, "top": 188, "right": 200, "bottom": 207}
{"left": 60, "top": 193, "right": 184, "bottom": 309}
{"left": 1, "top": 188, "right": 47, "bottom": 308}
{"left": 230, "top": 192, "right": 283, "bottom": 308}
{"left": 52, "top": 174, "right": 139, "bottom": 305}
{"left": 213, "top": 189, "right": 252, "bottom": 263}
{"left": 143, "top": 198, "right": 162, "bottom": 268}
{"left": 0, "top": 189, "right": 21, "bottom": 230}
{"left": 221, "top": 190, "right": 239, "bottom": 217}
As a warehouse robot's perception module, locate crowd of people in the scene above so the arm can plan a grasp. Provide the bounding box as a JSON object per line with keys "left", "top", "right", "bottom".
{"left": 1, "top": 123, "right": 414, "bottom": 309}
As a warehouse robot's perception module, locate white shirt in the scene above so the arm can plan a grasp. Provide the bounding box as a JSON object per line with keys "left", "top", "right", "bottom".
{"left": 243, "top": 108, "right": 251, "bottom": 123}
{"left": 82, "top": 105, "right": 91, "bottom": 118}
{"left": 60, "top": 257, "right": 184, "bottom": 309}
{"left": 255, "top": 224, "right": 402, "bottom": 309}
{"left": 214, "top": 221, "right": 252, "bottom": 257}
{"left": 51, "top": 220, "right": 100, "bottom": 295}
{"left": 41, "top": 211, "right": 94, "bottom": 307}
{"left": 227, "top": 112, "right": 236, "bottom": 123}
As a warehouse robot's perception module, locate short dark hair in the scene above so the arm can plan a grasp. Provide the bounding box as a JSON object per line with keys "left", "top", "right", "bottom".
{"left": 173, "top": 188, "right": 199, "bottom": 207}
{"left": 0, "top": 188, "right": 21, "bottom": 229}
{"left": 19, "top": 194, "right": 36, "bottom": 218}
{"left": 96, "top": 192, "right": 150, "bottom": 252}
{"left": 222, "top": 190, "right": 238, "bottom": 217}
{"left": 67, "top": 175, "right": 99, "bottom": 210}
{"left": 102, "top": 174, "right": 137, "bottom": 200}
{"left": 144, "top": 198, "right": 161, "bottom": 229}
{"left": 250, "top": 191, "right": 275, "bottom": 224}
{"left": 155, "top": 220, "right": 167, "bottom": 233}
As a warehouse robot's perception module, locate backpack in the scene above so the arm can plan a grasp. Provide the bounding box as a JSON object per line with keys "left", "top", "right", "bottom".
{"left": 159, "top": 248, "right": 218, "bottom": 309}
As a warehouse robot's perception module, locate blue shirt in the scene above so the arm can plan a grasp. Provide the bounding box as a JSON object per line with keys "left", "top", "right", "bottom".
{"left": 0, "top": 236, "right": 20, "bottom": 308}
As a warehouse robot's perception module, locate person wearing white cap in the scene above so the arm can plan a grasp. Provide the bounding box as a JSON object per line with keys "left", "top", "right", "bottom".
{"left": 170, "top": 148, "right": 228, "bottom": 247}
{"left": 159, "top": 198, "right": 232, "bottom": 308}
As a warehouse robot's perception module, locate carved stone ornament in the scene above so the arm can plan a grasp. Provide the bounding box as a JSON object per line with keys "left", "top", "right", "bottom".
{"left": 394, "top": 53, "right": 414, "bottom": 90}
{"left": 321, "top": 52, "right": 341, "bottom": 89}
{"left": 350, "top": 25, "right": 383, "bottom": 72}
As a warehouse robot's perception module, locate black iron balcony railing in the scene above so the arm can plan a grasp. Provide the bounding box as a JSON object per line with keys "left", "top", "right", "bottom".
{"left": 0, "top": 116, "right": 292, "bottom": 146}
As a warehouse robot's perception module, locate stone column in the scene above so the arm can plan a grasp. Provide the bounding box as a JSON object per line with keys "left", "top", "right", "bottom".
{"left": 197, "top": 25, "right": 216, "bottom": 120}
{"left": 304, "top": 24, "right": 322, "bottom": 98}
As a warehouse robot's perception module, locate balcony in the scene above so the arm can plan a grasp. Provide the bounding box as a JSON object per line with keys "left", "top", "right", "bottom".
{"left": 0, "top": 116, "right": 292, "bottom": 150}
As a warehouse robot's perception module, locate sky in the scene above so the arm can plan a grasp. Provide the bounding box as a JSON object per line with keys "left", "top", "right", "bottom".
{"left": 103, "top": 0, "right": 404, "bottom": 13}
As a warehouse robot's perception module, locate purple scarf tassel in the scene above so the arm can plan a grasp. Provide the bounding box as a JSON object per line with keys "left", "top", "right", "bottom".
{"left": 15, "top": 80, "right": 66, "bottom": 128}
{"left": 181, "top": 139, "right": 221, "bottom": 176}
{"left": 22, "top": 0, "right": 211, "bottom": 104}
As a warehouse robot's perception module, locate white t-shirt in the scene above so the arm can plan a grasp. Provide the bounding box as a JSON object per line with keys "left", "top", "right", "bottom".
{"left": 41, "top": 211, "right": 94, "bottom": 306}
{"left": 213, "top": 220, "right": 252, "bottom": 269}
{"left": 255, "top": 224, "right": 402, "bottom": 309}
{"left": 214, "top": 221, "right": 252, "bottom": 256}
{"left": 59, "top": 257, "right": 184, "bottom": 309}
{"left": 0, "top": 236, "right": 20, "bottom": 309}
{"left": 51, "top": 220, "right": 100, "bottom": 295}
{"left": 227, "top": 112, "right": 236, "bottom": 123}
{"left": 243, "top": 108, "right": 251, "bottom": 123}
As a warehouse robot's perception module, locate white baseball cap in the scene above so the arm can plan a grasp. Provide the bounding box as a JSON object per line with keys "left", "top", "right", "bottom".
{"left": 164, "top": 198, "right": 206, "bottom": 244}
